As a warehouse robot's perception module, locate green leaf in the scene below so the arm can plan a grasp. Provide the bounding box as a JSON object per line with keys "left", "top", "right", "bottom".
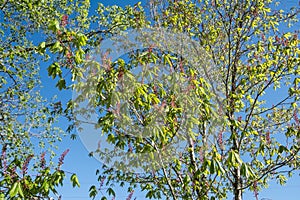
{"left": 106, "top": 187, "right": 115, "bottom": 197}
{"left": 71, "top": 174, "right": 80, "bottom": 187}
{"left": 56, "top": 78, "right": 66, "bottom": 90}
{"left": 278, "top": 145, "right": 288, "bottom": 153}
{"left": 216, "top": 160, "right": 225, "bottom": 175}
{"left": 48, "top": 62, "right": 62, "bottom": 79}
{"left": 241, "top": 163, "right": 249, "bottom": 178}
{"left": 233, "top": 151, "right": 243, "bottom": 165}
{"left": 50, "top": 41, "right": 63, "bottom": 53}
{"left": 49, "top": 20, "right": 60, "bottom": 31}
{"left": 163, "top": 54, "right": 173, "bottom": 67}
{"left": 42, "top": 181, "right": 50, "bottom": 193}
{"left": 9, "top": 182, "right": 18, "bottom": 197}
{"left": 89, "top": 185, "right": 98, "bottom": 199}
{"left": 40, "top": 42, "right": 46, "bottom": 49}
{"left": 37, "top": 42, "right": 47, "bottom": 54}
{"left": 77, "top": 33, "right": 88, "bottom": 46}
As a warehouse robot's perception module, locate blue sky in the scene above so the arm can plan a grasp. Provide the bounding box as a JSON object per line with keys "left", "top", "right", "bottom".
{"left": 39, "top": 1, "right": 300, "bottom": 199}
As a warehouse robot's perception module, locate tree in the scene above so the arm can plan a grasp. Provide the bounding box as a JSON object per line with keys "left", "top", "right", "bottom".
{"left": 0, "top": 0, "right": 82, "bottom": 199}
{"left": 2, "top": 0, "right": 299, "bottom": 200}
{"left": 67, "top": 0, "right": 300, "bottom": 200}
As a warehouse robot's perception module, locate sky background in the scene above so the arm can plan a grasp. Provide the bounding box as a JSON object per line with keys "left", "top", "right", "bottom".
{"left": 38, "top": 0, "right": 300, "bottom": 199}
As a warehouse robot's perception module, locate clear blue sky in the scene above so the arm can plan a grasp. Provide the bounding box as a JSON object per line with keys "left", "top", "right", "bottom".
{"left": 39, "top": 1, "right": 300, "bottom": 199}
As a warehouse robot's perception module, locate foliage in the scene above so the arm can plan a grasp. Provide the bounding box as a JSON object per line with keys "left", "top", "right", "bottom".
{"left": 0, "top": 0, "right": 81, "bottom": 199}
{"left": 67, "top": 0, "right": 300, "bottom": 200}
{"left": 2, "top": 0, "right": 300, "bottom": 200}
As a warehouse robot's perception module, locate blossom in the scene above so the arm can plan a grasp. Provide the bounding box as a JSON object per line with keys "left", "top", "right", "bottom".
{"left": 22, "top": 155, "right": 34, "bottom": 175}
{"left": 58, "top": 149, "right": 70, "bottom": 169}
{"left": 126, "top": 190, "right": 134, "bottom": 200}
{"left": 61, "top": 14, "right": 68, "bottom": 27}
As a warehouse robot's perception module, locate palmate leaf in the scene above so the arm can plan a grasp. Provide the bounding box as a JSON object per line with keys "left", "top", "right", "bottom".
{"left": 71, "top": 174, "right": 80, "bottom": 188}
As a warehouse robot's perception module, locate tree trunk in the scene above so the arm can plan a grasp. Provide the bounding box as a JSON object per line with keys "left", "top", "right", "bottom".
{"left": 234, "top": 167, "right": 242, "bottom": 200}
